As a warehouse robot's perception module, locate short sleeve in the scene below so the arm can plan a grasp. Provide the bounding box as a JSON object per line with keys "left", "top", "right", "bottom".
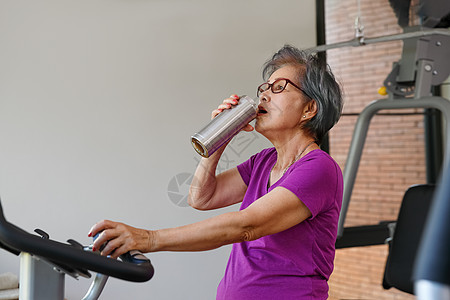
{"left": 236, "top": 148, "right": 274, "bottom": 187}
{"left": 278, "top": 151, "right": 342, "bottom": 219}
{"left": 236, "top": 153, "right": 258, "bottom": 186}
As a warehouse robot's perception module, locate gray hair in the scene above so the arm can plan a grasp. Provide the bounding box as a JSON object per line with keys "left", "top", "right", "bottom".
{"left": 262, "top": 45, "right": 343, "bottom": 145}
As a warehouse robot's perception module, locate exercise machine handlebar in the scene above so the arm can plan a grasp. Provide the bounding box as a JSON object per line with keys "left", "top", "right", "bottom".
{"left": 0, "top": 200, "right": 154, "bottom": 283}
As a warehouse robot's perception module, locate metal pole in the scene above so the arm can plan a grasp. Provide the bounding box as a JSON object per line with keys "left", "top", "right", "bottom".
{"left": 306, "top": 28, "right": 450, "bottom": 53}
{"left": 338, "top": 96, "right": 450, "bottom": 238}
{"left": 19, "top": 253, "right": 65, "bottom": 300}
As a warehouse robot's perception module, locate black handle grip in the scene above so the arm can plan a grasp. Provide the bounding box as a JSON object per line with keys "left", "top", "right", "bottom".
{"left": 120, "top": 250, "right": 151, "bottom": 265}
{"left": 0, "top": 200, "right": 154, "bottom": 282}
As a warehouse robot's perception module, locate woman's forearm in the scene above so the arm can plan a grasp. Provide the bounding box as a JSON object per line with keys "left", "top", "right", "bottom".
{"left": 188, "top": 145, "right": 227, "bottom": 209}
{"left": 188, "top": 158, "right": 217, "bottom": 205}
{"left": 149, "top": 211, "right": 249, "bottom": 252}
{"left": 89, "top": 209, "right": 252, "bottom": 257}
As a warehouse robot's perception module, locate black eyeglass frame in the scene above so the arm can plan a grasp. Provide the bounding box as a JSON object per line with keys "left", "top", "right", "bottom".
{"left": 256, "top": 78, "right": 312, "bottom": 99}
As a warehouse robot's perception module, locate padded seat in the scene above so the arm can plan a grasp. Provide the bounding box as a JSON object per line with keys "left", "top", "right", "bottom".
{"left": 383, "top": 184, "right": 435, "bottom": 294}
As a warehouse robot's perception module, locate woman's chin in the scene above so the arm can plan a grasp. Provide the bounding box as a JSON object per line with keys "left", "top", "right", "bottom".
{"left": 254, "top": 122, "right": 269, "bottom": 136}
{"left": 254, "top": 120, "right": 263, "bottom": 133}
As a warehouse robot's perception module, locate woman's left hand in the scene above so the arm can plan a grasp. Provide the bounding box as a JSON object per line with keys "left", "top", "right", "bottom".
{"left": 88, "top": 220, "right": 153, "bottom": 259}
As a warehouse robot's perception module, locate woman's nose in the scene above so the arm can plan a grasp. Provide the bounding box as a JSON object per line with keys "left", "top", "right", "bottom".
{"left": 259, "top": 92, "right": 270, "bottom": 102}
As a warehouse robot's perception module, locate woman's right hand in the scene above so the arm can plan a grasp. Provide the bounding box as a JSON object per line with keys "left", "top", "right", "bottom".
{"left": 211, "top": 94, "right": 254, "bottom": 132}
{"left": 88, "top": 220, "right": 154, "bottom": 259}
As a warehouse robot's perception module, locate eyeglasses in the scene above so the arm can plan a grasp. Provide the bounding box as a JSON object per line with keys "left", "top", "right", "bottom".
{"left": 256, "top": 78, "right": 312, "bottom": 99}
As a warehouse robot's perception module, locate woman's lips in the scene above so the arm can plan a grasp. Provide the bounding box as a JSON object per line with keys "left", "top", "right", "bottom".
{"left": 257, "top": 105, "right": 268, "bottom": 116}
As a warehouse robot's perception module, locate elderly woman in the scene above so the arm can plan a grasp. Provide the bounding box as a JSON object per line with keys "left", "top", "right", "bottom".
{"left": 89, "top": 45, "right": 343, "bottom": 299}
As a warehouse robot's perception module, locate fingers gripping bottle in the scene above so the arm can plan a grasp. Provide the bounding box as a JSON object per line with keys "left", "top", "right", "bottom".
{"left": 191, "top": 95, "right": 258, "bottom": 158}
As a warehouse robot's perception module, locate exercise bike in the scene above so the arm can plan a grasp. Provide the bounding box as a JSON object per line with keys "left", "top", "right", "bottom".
{"left": 0, "top": 198, "right": 155, "bottom": 300}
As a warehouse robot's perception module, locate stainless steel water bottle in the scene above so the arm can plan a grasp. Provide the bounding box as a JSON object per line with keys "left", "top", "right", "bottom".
{"left": 191, "top": 95, "right": 258, "bottom": 158}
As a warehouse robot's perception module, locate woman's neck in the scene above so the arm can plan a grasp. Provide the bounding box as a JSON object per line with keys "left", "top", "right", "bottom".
{"left": 271, "top": 131, "right": 317, "bottom": 171}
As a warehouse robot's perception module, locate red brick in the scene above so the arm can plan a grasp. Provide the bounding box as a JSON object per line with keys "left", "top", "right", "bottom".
{"left": 326, "top": 0, "right": 425, "bottom": 299}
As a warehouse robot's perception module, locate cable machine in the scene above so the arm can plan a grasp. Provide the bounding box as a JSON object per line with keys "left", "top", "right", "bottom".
{"left": 308, "top": 0, "right": 450, "bottom": 297}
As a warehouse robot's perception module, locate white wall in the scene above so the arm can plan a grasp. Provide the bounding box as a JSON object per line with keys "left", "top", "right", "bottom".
{"left": 0, "top": 1, "right": 316, "bottom": 299}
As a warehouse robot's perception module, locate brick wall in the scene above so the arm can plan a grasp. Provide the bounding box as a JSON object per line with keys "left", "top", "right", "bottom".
{"left": 325, "top": 0, "right": 425, "bottom": 299}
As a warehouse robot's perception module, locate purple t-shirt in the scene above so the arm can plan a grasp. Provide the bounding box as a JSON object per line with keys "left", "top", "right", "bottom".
{"left": 216, "top": 148, "right": 343, "bottom": 300}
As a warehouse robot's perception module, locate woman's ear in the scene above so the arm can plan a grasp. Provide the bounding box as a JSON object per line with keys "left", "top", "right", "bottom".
{"left": 302, "top": 100, "right": 318, "bottom": 120}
